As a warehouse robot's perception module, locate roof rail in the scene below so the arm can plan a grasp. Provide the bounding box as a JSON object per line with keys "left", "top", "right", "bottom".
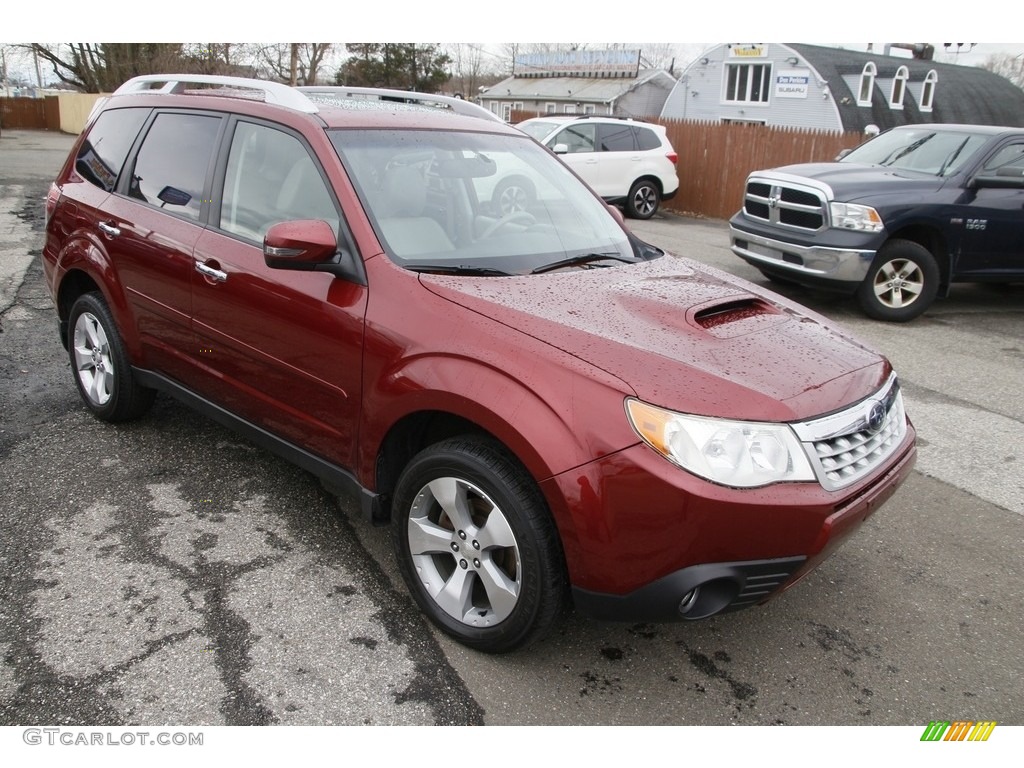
{"left": 298, "top": 86, "right": 504, "bottom": 123}
{"left": 112, "top": 74, "right": 320, "bottom": 114}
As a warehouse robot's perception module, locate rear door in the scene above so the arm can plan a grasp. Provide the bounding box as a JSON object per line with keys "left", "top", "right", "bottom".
{"left": 190, "top": 118, "right": 367, "bottom": 468}
{"left": 595, "top": 122, "right": 640, "bottom": 197}
{"left": 99, "top": 110, "right": 225, "bottom": 382}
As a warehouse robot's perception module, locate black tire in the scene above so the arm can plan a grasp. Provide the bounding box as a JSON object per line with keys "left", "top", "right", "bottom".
{"left": 391, "top": 437, "right": 567, "bottom": 653}
{"left": 625, "top": 179, "right": 660, "bottom": 219}
{"left": 856, "top": 239, "right": 939, "bottom": 322}
{"left": 491, "top": 175, "right": 536, "bottom": 216}
{"left": 67, "top": 292, "right": 155, "bottom": 421}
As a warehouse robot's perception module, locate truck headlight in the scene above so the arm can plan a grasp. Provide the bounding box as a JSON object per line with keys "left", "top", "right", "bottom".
{"left": 830, "top": 202, "right": 884, "bottom": 232}
{"left": 626, "top": 399, "right": 816, "bottom": 488}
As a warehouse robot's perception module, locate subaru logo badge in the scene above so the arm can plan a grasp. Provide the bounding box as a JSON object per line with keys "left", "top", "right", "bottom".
{"left": 866, "top": 401, "right": 886, "bottom": 434}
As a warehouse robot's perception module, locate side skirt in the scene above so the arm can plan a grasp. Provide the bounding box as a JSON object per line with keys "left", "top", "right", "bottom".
{"left": 133, "top": 368, "right": 384, "bottom": 524}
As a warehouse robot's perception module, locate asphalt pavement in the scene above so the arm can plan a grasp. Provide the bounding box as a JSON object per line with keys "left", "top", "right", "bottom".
{"left": 0, "top": 129, "right": 1021, "bottom": 730}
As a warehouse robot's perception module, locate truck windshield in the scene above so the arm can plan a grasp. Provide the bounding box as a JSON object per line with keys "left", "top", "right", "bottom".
{"left": 841, "top": 128, "right": 989, "bottom": 177}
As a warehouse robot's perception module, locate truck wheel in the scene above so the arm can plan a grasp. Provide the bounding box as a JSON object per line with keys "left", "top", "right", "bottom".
{"left": 857, "top": 240, "right": 939, "bottom": 322}
{"left": 391, "top": 437, "right": 567, "bottom": 653}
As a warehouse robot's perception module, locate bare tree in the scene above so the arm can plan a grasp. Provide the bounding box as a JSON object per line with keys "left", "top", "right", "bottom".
{"left": 980, "top": 53, "right": 1024, "bottom": 89}
{"left": 29, "top": 43, "right": 189, "bottom": 92}
{"left": 256, "top": 44, "right": 332, "bottom": 85}
{"left": 445, "top": 44, "right": 502, "bottom": 97}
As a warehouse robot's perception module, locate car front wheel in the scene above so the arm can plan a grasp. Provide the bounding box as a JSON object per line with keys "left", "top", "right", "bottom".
{"left": 625, "top": 179, "right": 660, "bottom": 219}
{"left": 856, "top": 240, "right": 939, "bottom": 321}
{"left": 67, "top": 292, "right": 155, "bottom": 421}
{"left": 391, "top": 437, "right": 567, "bottom": 653}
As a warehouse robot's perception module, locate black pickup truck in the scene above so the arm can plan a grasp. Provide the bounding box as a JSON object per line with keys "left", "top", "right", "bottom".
{"left": 729, "top": 123, "right": 1024, "bottom": 321}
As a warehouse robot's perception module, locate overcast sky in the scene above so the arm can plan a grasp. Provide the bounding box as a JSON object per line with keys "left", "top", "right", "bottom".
{"left": 3, "top": 1, "right": 1021, "bottom": 84}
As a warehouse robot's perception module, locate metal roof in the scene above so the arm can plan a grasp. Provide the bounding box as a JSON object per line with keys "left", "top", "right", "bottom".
{"left": 479, "top": 69, "right": 675, "bottom": 104}
{"left": 788, "top": 44, "right": 1024, "bottom": 131}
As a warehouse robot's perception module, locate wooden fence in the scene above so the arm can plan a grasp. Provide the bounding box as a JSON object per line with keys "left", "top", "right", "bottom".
{"left": 510, "top": 110, "right": 865, "bottom": 221}
{"left": 0, "top": 97, "right": 61, "bottom": 131}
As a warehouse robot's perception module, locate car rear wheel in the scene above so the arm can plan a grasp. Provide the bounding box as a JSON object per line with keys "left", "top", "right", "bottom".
{"left": 856, "top": 240, "right": 939, "bottom": 322}
{"left": 68, "top": 292, "right": 155, "bottom": 421}
{"left": 391, "top": 437, "right": 567, "bottom": 653}
{"left": 625, "top": 179, "right": 660, "bottom": 219}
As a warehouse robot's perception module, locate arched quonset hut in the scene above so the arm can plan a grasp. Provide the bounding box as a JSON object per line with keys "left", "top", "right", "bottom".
{"left": 661, "top": 43, "right": 1024, "bottom": 131}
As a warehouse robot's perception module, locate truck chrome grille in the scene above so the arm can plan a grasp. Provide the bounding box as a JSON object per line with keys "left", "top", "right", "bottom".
{"left": 743, "top": 177, "right": 827, "bottom": 231}
{"left": 792, "top": 376, "right": 907, "bottom": 491}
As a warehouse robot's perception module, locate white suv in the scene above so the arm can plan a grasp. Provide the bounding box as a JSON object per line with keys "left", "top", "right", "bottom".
{"left": 517, "top": 115, "right": 679, "bottom": 219}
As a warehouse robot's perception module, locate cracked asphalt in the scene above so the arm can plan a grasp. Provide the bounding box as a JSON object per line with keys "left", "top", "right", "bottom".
{"left": 1, "top": 129, "right": 1021, "bottom": 729}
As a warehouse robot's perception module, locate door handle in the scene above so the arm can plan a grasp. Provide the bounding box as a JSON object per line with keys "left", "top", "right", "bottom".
{"left": 195, "top": 261, "right": 228, "bottom": 283}
{"left": 98, "top": 222, "right": 121, "bottom": 237}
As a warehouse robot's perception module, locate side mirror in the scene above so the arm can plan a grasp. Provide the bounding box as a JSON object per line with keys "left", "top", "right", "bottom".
{"left": 552, "top": 142, "right": 569, "bottom": 155}
{"left": 264, "top": 220, "right": 366, "bottom": 285}
{"left": 969, "top": 166, "right": 1024, "bottom": 189}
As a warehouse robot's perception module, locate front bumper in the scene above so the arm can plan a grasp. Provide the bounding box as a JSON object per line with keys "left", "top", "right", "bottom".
{"left": 544, "top": 425, "right": 916, "bottom": 623}
{"left": 730, "top": 220, "right": 878, "bottom": 287}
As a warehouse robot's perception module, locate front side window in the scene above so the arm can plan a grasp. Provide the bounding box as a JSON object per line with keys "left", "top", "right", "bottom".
{"left": 982, "top": 142, "right": 1024, "bottom": 174}
{"left": 127, "top": 113, "right": 221, "bottom": 221}
{"left": 890, "top": 66, "right": 909, "bottom": 109}
{"left": 550, "top": 123, "right": 596, "bottom": 153}
{"left": 725, "top": 63, "right": 771, "bottom": 103}
{"left": 75, "top": 108, "right": 149, "bottom": 192}
{"left": 219, "top": 121, "right": 339, "bottom": 242}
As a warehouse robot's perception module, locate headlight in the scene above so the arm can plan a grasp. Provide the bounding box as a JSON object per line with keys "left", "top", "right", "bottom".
{"left": 626, "top": 399, "right": 816, "bottom": 488}
{"left": 829, "top": 202, "right": 884, "bottom": 232}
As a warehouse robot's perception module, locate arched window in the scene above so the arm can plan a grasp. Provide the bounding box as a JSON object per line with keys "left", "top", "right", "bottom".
{"left": 858, "top": 62, "right": 876, "bottom": 106}
{"left": 890, "top": 66, "right": 909, "bottom": 109}
{"left": 921, "top": 70, "right": 938, "bottom": 111}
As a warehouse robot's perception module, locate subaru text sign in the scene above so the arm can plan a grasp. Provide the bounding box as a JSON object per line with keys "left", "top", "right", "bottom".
{"left": 775, "top": 69, "right": 810, "bottom": 99}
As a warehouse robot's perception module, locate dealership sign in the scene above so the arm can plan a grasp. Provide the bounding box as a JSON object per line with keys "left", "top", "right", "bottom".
{"left": 775, "top": 69, "right": 810, "bottom": 98}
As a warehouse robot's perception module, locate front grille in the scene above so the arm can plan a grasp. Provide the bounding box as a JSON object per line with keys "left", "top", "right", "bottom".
{"left": 743, "top": 177, "right": 827, "bottom": 231}
{"left": 793, "top": 376, "right": 907, "bottom": 492}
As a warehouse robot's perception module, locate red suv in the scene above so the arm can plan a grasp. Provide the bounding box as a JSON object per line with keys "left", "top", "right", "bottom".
{"left": 43, "top": 75, "right": 916, "bottom": 652}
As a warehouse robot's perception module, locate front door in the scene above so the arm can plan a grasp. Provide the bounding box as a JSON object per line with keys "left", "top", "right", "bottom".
{"left": 190, "top": 119, "right": 367, "bottom": 468}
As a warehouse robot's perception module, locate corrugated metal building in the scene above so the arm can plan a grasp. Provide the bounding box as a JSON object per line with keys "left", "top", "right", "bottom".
{"left": 660, "top": 43, "right": 1024, "bottom": 131}
{"left": 479, "top": 50, "right": 676, "bottom": 121}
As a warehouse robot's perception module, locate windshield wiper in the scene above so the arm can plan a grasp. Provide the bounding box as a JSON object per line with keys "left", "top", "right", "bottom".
{"left": 407, "top": 264, "right": 514, "bottom": 276}
{"left": 530, "top": 252, "right": 636, "bottom": 274}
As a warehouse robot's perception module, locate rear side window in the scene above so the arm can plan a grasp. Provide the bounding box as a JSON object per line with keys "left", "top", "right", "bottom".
{"left": 597, "top": 124, "right": 637, "bottom": 152}
{"left": 127, "top": 113, "right": 222, "bottom": 221}
{"left": 635, "top": 127, "right": 661, "bottom": 151}
{"left": 75, "top": 108, "right": 149, "bottom": 192}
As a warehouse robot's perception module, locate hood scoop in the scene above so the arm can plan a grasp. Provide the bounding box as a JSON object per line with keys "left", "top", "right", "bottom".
{"left": 690, "top": 296, "right": 785, "bottom": 338}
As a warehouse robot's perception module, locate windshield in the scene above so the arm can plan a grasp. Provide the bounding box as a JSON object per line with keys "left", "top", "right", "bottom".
{"left": 329, "top": 128, "right": 641, "bottom": 274}
{"left": 841, "top": 128, "right": 990, "bottom": 177}
{"left": 517, "top": 120, "right": 561, "bottom": 143}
